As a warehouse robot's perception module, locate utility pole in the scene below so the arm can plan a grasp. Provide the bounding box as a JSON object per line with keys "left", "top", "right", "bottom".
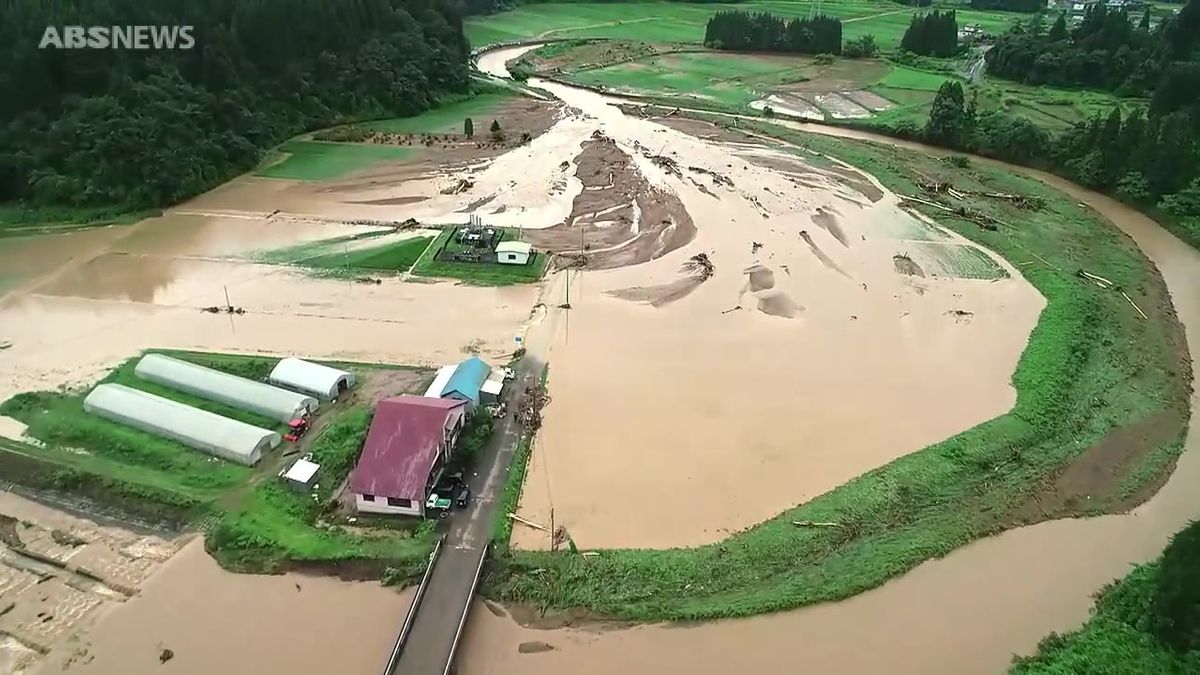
{"left": 550, "top": 507, "right": 556, "bottom": 552}
{"left": 223, "top": 285, "right": 231, "bottom": 309}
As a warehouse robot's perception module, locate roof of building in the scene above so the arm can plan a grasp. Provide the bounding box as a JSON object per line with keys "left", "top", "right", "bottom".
{"left": 423, "top": 364, "right": 457, "bottom": 398}
{"left": 135, "top": 354, "right": 317, "bottom": 423}
{"left": 269, "top": 358, "right": 355, "bottom": 399}
{"left": 283, "top": 458, "right": 320, "bottom": 483}
{"left": 83, "top": 383, "right": 278, "bottom": 466}
{"left": 349, "top": 395, "right": 467, "bottom": 500}
{"left": 495, "top": 240, "right": 533, "bottom": 255}
{"left": 443, "top": 357, "right": 491, "bottom": 405}
{"left": 481, "top": 378, "right": 504, "bottom": 396}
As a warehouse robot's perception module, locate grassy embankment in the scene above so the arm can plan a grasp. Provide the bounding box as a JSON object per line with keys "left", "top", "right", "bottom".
{"left": 486, "top": 123, "right": 1192, "bottom": 621}
{"left": 257, "top": 90, "right": 523, "bottom": 181}
{"left": 1012, "top": 520, "right": 1200, "bottom": 674}
{"left": 261, "top": 230, "right": 436, "bottom": 277}
{"left": 0, "top": 206, "right": 159, "bottom": 239}
{"left": 0, "top": 350, "right": 436, "bottom": 576}
{"left": 412, "top": 227, "right": 549, "bottom": 285}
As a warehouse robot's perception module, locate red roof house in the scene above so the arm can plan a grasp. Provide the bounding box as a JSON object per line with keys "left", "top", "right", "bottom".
{"left": 349, "top": 395, "right": 467, "bottom": 516}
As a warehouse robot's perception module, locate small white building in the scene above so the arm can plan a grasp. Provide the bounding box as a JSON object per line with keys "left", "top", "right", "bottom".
{"left": 281, "top": 457, "right": 320, "bottom": 492}
{"left": 495, "top": 240, "right": 533, "bottom": 265}
{"left": 481, "top": 377, "right": 504, "bottom": 406}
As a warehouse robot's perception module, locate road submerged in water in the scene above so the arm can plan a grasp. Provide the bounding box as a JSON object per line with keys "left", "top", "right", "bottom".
{"left": 453, "top": 44, "right": 1200, "bottom": 675}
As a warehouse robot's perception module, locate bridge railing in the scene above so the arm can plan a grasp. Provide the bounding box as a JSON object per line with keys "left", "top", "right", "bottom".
{"left": 383, "top": 535, "right": 446, "bottom": 675}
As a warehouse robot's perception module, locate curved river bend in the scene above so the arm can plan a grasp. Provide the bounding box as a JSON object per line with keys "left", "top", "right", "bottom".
{"left": 459, "top": 45, "right": 1200, "bottom": 675}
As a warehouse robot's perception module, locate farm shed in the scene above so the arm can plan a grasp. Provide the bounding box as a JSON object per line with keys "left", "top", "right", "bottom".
{"left": 495, "top": 240, "right": 533, "bottom": 265}
{"left": 443, "top": 356, "right": 491, "bottom": 408}
{"left": 481, "top": 377, "right": 504, "bottom": 406}
{"left": 282, "top": 457, "right": 320, "bottom": 492}
{"left": 83, "top": 384, "right": 279, "bottom": 466}
{"left": 269, "top": 358, "right": 355, "bottom": 400}
{"left": 135, "top": 354, "right": 318, "bottom": 423}
{"left": 349, "top": 396, "right": 468, "bottom": 517}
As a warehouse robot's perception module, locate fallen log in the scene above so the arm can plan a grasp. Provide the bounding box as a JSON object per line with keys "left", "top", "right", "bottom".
{"left": 1078, "top": 270, "right": 1114, "bottom": 287}
{"left": 792, "top": 521, "right": 843, "bottom": 528}
{"left": 1122, "top": 291, "right": 1148, "bottom": 320}
{"left": 508, "top": 513, "right": 550, "bottom": 532}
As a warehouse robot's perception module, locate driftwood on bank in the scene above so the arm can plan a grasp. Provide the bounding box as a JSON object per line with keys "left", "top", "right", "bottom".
{"left": 899, "top": 195, "right": 1001, "bottom": 231}
{"left": 508, "top": 513, "right": 549, "bottom": 532}
{"left": 792, "top": 520, "right": 843, "bottom": 528}
{"left": 1123, "top": 291, "right": 1149, "bottom": 320}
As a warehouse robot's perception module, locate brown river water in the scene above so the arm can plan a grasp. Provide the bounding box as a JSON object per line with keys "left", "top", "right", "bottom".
{"left": 0, "top": 43, "right": 1195, "bottom": 675}
{"left": 453, "top": 46, "right": 1200, "bottom": 675}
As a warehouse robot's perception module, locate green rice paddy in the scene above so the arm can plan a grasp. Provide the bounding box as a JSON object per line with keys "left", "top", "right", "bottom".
{"left": 256, "top": 140, "right": 411, "bottom": 181}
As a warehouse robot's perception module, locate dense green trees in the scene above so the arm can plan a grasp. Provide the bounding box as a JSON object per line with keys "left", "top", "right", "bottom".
{"left": 986, "top": 0, "right": 1200, "bottom": 93}
{"left": 900, "top": 11, "right": 959, "bottom": 57}
{"left": 969, "top": 0, "right": 1044, "bottom": 11}
{"left": 704, "top": 10, "right": 843, "bottom": 55}
{"left": 843, "top": 34, "right": 880, "bottom": 58}
{"left": 0, "top": 0, "right": 469, "bottom": 211}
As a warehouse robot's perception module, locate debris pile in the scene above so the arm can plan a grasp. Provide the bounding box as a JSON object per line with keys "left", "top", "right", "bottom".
{"left": 441, "top": 178, "right": 475, "bottom": 195}
{"left": 688, "top": 165, "right": 734, "bottom": 188}
{"left": 517, "top": 382, "right": 550, "bottom": 432}
{"left": 683, "top": 252, "right": 715, "bottom": 280}
{"left": 650, "top": 154, "right": 682, "bottom": 177}
{"left": 200, "top": 306, "right": 245, "bottom": 315}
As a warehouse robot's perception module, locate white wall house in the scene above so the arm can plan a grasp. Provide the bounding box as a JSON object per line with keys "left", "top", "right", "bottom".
{"left": 495, "top": 240, "right": 533, "bottom": 265}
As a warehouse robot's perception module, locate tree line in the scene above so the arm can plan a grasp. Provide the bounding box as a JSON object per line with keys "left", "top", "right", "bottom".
{"left": 0, "top": 0, "right": 470, "bottom": 211}
{"left": 969, "top": 0, "right": 1045, "bottom": 12}
{"left": 987, "top": 0, "right": 1200, "bottom": 93}
{"left": 704, "top": 10, "right": 843, "bottom": 55}
{"left": 915, "top": 77, "right": 1200, "bottom": 247}
{"left": 900, "top": 10, "right": 959, "bottom": 57}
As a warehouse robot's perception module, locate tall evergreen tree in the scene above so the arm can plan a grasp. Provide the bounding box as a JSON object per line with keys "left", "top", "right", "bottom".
{"left": 1049, "top": 13, "right": 1068, "bottom": 41}
{"left": 925, "top": 80, "right": 967, "bottom": 146}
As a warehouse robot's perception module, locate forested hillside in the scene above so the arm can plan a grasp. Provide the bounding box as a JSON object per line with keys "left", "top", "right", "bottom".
{"left": 0, "top": 0, "right": 469, "bottom": 211}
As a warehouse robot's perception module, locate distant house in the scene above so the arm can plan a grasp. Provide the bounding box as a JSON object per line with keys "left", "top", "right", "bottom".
{"left": 348, "top": 396, "right": 468, "bottom": 517}
{"left": 495, "top": 240, "right": 533, "bottom": 265}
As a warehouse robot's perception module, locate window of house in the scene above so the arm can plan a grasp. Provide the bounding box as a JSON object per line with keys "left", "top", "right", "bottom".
{"left": 387, "top": 497, "right": 410, "bottom": 508}
{"left": 362, "top": 494, "right": 375, "bottom": 502}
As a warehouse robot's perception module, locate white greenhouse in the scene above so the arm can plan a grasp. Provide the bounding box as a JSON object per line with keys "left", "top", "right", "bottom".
{"left": 268, "top": 358, "right": 356, "bottom": 400}
{"left": 135, "top": 354, "right": 318, "bottom": 423}
{"left": 83, "top": 384, "right": 279, "bottom": 466}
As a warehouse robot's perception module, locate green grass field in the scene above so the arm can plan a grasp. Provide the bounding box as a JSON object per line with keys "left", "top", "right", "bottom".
{"left": 487, "top": 118, "right": 1192, "bottom": 622}
{"left": 364, "top": 92, "right": 518, "bottom": 134}
{"left": 573, "top": 51, "right": 815, "bottom": 108}
{"left": 412, "top": 227, "right": 549, "bottom": 285}
{"left": 293, "top": 236, "right": 434, "bottom": 275}
{"left": 0, "top": 350, "right": 438, "bottom": 578}
{"left": 256, "top": 140, "right": 411, "bottom": 180}
{"left": 466, "top": 1, "right": 1023, "bottom": 51}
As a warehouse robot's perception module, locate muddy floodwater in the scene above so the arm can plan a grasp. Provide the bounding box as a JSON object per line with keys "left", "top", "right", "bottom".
{"left": 477, "top": 51, "right": 1046, "bottom": 550}
{"left": 455, "top": 45, "right": 1200, "bottom": 675}
{"left": 0, "top": 213, "right": 536, "bottom": 405}
{"left": 28, "top": 538, "right": 411, "bottom": 675}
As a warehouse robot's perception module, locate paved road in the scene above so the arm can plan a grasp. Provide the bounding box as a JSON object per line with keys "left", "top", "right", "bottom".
{"left": 389, "top": 351, "right": 547, "bottom": 675}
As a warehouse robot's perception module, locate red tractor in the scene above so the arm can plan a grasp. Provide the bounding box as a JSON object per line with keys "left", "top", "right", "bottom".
{"left": 284, "top": 417, "right": 310, "bottom": 443}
